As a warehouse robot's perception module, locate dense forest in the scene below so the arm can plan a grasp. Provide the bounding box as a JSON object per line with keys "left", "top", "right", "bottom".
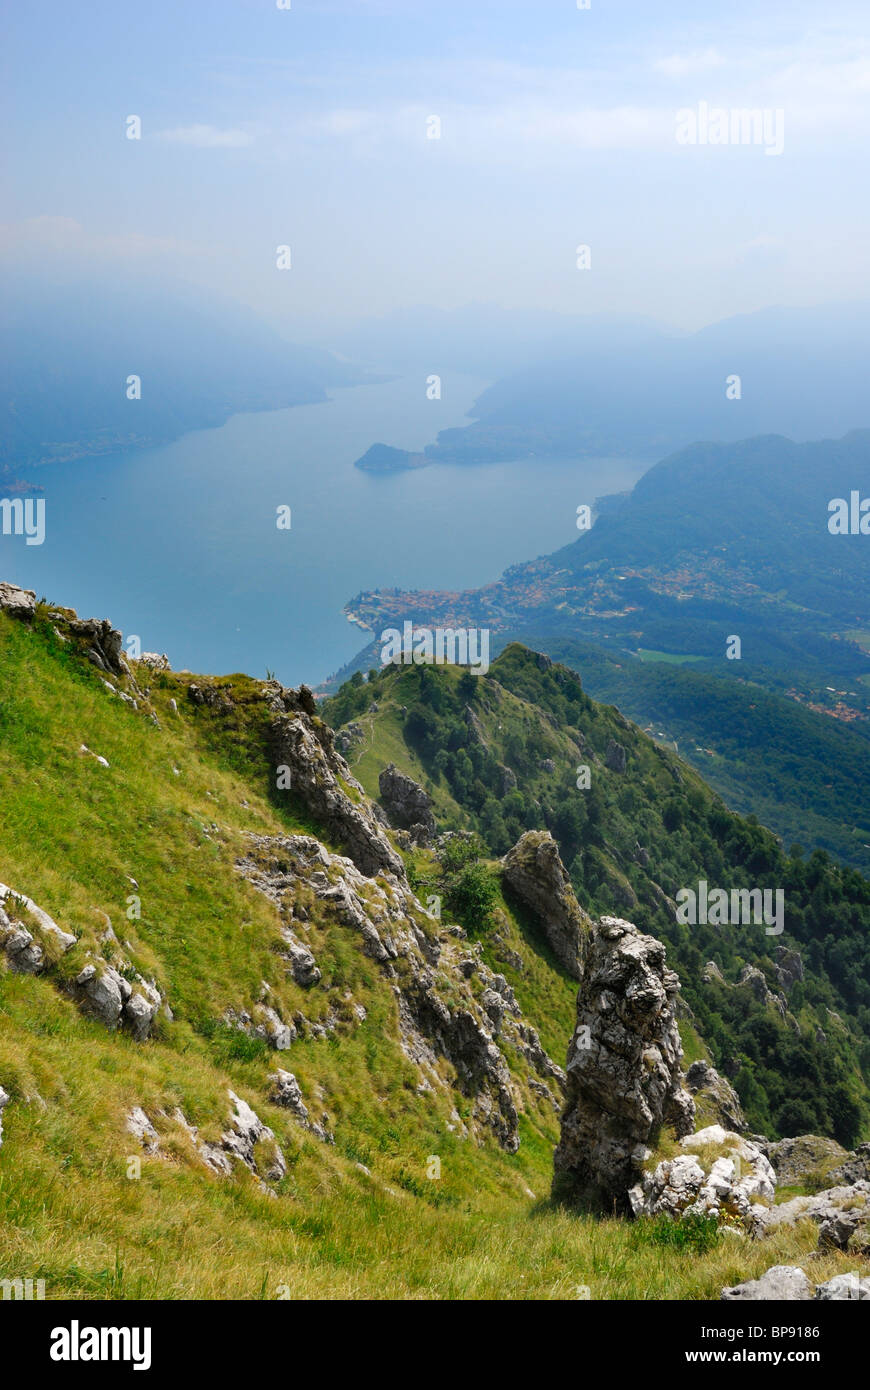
{"left": 510, "top": 633, "right": 870, "bottom": 873}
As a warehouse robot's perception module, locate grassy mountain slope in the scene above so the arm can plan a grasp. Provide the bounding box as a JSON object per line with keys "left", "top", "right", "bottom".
{"left": 6, "top": 601, "right": 857, "bottom": 1299}
{"left": 324, "top": 648, "right": 870, "bottom": 1144}
{"left": 320, "top": 625, "right": 870, "bottom": 874}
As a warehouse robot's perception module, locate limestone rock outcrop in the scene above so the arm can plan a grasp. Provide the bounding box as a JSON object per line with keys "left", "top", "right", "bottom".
{"left": 268, "top": 1069, "right": 333, "bottom": 1143}
{"left": 0, "top": 582, "right": 37, "bottom": 618}
{"left": 0, "top": 884, "right": 77, "bottom": 971}
{"left": 605, "top": 739, "right": 627, "bottom": 773}
{"left": 722, "top": 1266, "right": 815, "bottom": 1301}
{"left": 269, "top": 694, "right": 403, "bottom": 879}
{"left": 773, "top": 945, "right": 804, "bottom": 993}
{"left": 237, "top": 831, "right": 563, "bottom": 1151}
{"left": 0, "top": 885, "right": 162, "bottom": 1040}
{"left": 826, "top": 1142, "right": 870, "bottom": 1186}
{"left": 762, "top": 1135, "right": 870, "bottom": 1190}
{"left": 738, "top": 964, "right": 788, "bottom": 1020}
{"left": 815, "top": 1273, "right": 870, "bottom": 1300}
{"left": 187, "top": 682, "right": 233, "bottom": 712}
{"left": 750, "top": 1178, "right": 870, "bottom": 1241}
{"left": 126, "top": 1107, "right": 159, "bottom": 1154}
{"left": 378, "top": 763, "right": 436, "bottom": 844}
{"left": 553, "top": 914, "right": 694, "bottom": 1210}
{"left": 334, "top": 721, "right": 365, "bottom": 757}
{"left": 74, "top": 963, "right": 162, "bottom": 1041}
{"left": 760, "top": 1133, "right": 849, "bottom": 1186}
{"left": 224, "top": 1003, "right": 296, "bottom": 1051}
{"left": 685, "top": 1059, "right": 746, "bottom": 1132}
{"left": 817, "top": 1200, "right": 870, "bottom": 1257}
{"left": 501, "top": 831, "right": 591, "bottom": 980}
{"left": 280, "top": 928, "right": 322, "bottom": 987}
{"left": 128, "top": 1093, "right": 288, "bottom": 1185}
{"left": 217, "top": 1091, "right": 287, "bottom": 1183}
{"left": 399, "top": 985, "right": 520, "bottom": 1152}
{"left": 631, "top": 1125, "right": 776, "bottom": 1222}
{"left": 723, "top": 1265, "right": 870, "bottom": 1301}
{"left": 67, "top": 615, "right": 125, "bottom": 676}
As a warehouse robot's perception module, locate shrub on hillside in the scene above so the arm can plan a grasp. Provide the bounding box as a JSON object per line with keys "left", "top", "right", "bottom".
{"left": 445, "top": 862, "right": 500, "bottom": 935}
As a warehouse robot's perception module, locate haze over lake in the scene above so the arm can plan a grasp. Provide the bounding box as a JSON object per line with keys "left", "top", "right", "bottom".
{"left": 6, "top": 375, "right": 644, "bottom": 686}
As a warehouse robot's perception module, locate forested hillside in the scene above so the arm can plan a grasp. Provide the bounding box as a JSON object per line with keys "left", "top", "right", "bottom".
{"left": 510, "top": 634, "right": 870, "bottom": 873}
{"left": 325, "top": 646, "right": 870, "bottom": 1144}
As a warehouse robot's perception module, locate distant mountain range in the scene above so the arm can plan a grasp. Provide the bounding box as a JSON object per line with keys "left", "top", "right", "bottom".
{"left": 0, "top": 273, "right": 371, "bottom": 485}
{"left": 322, "top": 303, "right": 665, "bottom": 377}
{"left": 346, "top": 301, "right": 870, "bottom": 469}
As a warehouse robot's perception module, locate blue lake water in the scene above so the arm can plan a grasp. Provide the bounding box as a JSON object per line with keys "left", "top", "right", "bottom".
{"left": 4, "top": 375, "right": 644, "bottom": 686}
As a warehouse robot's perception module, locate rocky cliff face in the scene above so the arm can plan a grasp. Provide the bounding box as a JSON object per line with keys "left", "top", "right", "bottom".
{"left": 685, "top": 1059, "right": 746, "bottom": 1132}
{"left": 4, "top": 578, "right": 869, "bottom": 1303}
{"left": 501, "top": 831, "right": 592, "bottom": 980}
{"left": 228, "top": 682, "right": 568, "bottom": 1152}
{"left": 267, "top": 688, "right": 404, "bottom": 880}
{"left": 553, "top": 914, "right": 695, "bottom": 1211}
{"left": 378, "top": 763, "right": 436, "bottom": 845}
{"left": 234, "top": 825, "right": 563, "bottom": 1153}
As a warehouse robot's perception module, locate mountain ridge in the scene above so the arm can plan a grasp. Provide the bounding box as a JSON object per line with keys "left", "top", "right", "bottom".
{"left": 0, "top": 273, "right": 373, "bottom": 487}
{"left": 347, "top": 301, "right": 870, "bottom": 467}
{"left": 1, "top": 579, "right": 867, "bottom": 1300}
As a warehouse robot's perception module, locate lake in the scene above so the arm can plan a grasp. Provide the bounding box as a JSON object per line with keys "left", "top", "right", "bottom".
{"left": 4, "top": 375, "right": 644, "bottom": 687}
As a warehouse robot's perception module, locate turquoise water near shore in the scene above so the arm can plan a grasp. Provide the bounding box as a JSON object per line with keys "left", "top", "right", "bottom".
{"left": 4, "top": 375, "right": 643, "bottom": 686}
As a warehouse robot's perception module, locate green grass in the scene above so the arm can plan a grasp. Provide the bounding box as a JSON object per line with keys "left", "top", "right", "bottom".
{"left": 1, "top": 609, "right": 867, "bottom": 1299}
{"left": 1, "top": 994, "right": 855, "bottom": 1301}
{"left": 342, "top": 696, "right": 473, "bottom": 832}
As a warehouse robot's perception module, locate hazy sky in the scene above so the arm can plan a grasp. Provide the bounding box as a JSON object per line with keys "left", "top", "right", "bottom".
{"left": 3, "top": 0, "right": 869, "bottom": 335}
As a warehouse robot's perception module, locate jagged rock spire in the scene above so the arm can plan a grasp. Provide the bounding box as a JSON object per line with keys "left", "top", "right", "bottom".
{"left": 554, "top": 915, "right": 694, "bottom": 1211}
